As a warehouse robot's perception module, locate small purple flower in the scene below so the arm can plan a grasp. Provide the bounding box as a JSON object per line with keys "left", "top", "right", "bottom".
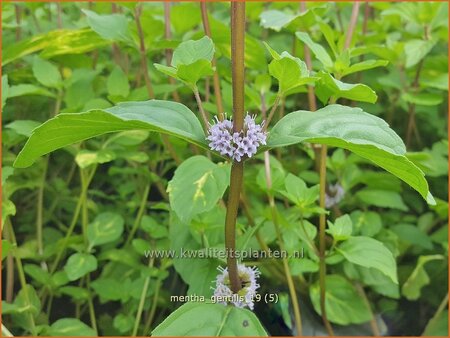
{"left": 325, "top": 183, "right": 345, "bottom": 208}
{"left": 207, "top": 114, "right": 267, "bottom": 162}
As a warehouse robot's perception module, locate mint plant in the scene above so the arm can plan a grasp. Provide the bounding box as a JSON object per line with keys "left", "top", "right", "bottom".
{"left": 2, "top": 2, "right": 447, "bottom": 337}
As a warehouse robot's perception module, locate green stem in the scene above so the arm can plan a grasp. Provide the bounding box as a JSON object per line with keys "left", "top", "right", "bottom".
{"left": 132, "top": 257, "right": 154, "bottom": 336}
{"left": 163, "top": 2, "right": 181, "bottom": 103}
{"left": 264, "top": 94, "right": 282, "bottom": 129}
{"left": 125, "top": 182, "right": 151, "bottom": 246}
{"left": 142, "top": 272, "right": 163, "bottom": 334}
{"left": 355, "top": 283, "right": 380, "bottom": 336}
{"left": 6, "top": 219, "right": 37, "bottom": 336}
{"left": 263, "top": 152, "right": 303, "bottom": 335}
{"left": 193, "top": 89, "right": 210, "bottom": 133}
{"left": 50, "top": 165, "right": 97, "bottom": 274}
{"left": 135, "top": 4, "right": 154, "bottom": 99}
{"left": 318, "top": 145, "right": 334, "bottom": 336}
{"left": 80, "top": 169, "right": 98, "bottom": 334}
{"left": 200, "top": 2, "right": 224, "bottom": 120}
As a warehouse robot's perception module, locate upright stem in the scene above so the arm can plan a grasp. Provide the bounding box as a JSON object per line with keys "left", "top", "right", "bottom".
{"left": 132, "top": 257, "right": 154, "bottom": 336}
{"left": 163, "top": 2, "right": 181, "bottom": 102}
{"left": 14, "top": 4, "right": 22, "bottom": 41}
{"left": 344, "top": 2, "right": 360, "bottom": 49}
{"left": 299, "top": 2, "right": 317, "bottom": 112}
{"left": 318, "top": 145, "right": 334, "bottom": 336}
{"left": 6, "top": 220, "right": 37, "bottom": 335}
{"left": 56, "top": 2, "right": 62, "bottom": 29}
{"left": 224, "top": 1, "right": 246, "bottom": 293}
{"left": 406, "top": 27, "right": 427, "bottom": 148}
{"left": 135, "top": 4, "right": 155, "bottom": 99}
{"left": 194, "top": 89, "right": 210, "bottom": 132}
{"left": 259, "top": 90, "right": 303, "bottom": 334}
{"left": 201, "top": 2, "right": 224, "bottom": 120}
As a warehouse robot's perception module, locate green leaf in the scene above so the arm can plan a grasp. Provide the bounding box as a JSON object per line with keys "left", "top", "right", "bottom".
{"left": 15, "top": 284, "right": 41, "bottom": 317}
{"left": 48, "top": 318, "right": 96, "bottom": 336}
{"left": 341, "top": 59, "right": 389, "bottom": 77}
{"left": 356, "top": 189, "right": 408, "bottom": 211}
{"left": 113, "top": 313, "right": 134, "bottom": 334}
{"left": 391, "top": 224, "right": 433, "bottom": 250}
{"left": 315, "top": 71, "right": 377, "bottom": 104}
{"left": 24, "top": 264, "right": 51, "bottom": 285}
{"left": 5, "top": 120, "right": 41, "bottom": 137}
{"left": 2, "top": 75, "right": 8, "bottom": 109}
{"left": 167, "top": 156, "right": 230, "bottom": 223}
{"left": 309, "top": 275, "right": 371, "bottom": 325}
{"left": 402, "top": 255, "right": 444, "bottom": 300}
{"left": 107, "top": 66, "right": 130, "bottom": 98}
{"left": 152, "top": 302, "right": 267, "bottom": 336}
{"left": 260, "top": 9, "right": 317, "bottom": 32}
{"left": 2, "top": 240, "right": 12, "bottom": 260}
{"left": 172, "top": 36, "right": 214, "bottom": 67}
{"left": 260, "top": 10, "right": 297, "bottom": 31}
{"left": 278, "top": 173, "right": 318, "bottom": 208}
{"left": 87, "top": 212, "right": 124, "bottom": 249}
{"left": 32, "top": 57, "right": 61, "bottom": 88}
{"left": 327, "top": 214, "right": 352, "bottom": 241}
{"left": 155, "top": 37, "right": 215, "bottom": 89}
{"left": 14, "top": 100, "right": 206, "bottom": 168}
{"left": 350, "top": 211, "right": 382, "bottom": 237}
{"left": 3, "top": 29, "right": 110, "bottom": 66}
{"left": 402, "top": 92, "right": 443, "bottom": 106}
{"left": 177, "top": 59, "right": 214, "bottom": 88}
{"left": 75, "top": 149, "right": 116, "bottom": 169}
{"left": 8, "top": 84, "right": 55, "bottom": 98}
{"left": 90, "top": 278, "right": 128, "bottom": 302}
{"left": 337, "top": 236, "right": 398, "bottom": 283}
{"left": 295, "top": 32, "right": 333, "bottom": 69}
{"left": 64, "top": 253, "right": 98, "bottom": 281}
{"left": 423, "top": 310, "right": 449, "bottom": 336}
{"left": 404, "top": 39, "right": 437, "bottom": 68}
{"left": 264, "top": 44, "right": 316, "bottom": 95}
{"left": 343, "top": 263, "right": 399, "bottom": 299}
{"left": 267, "top": 104, "right": 434, "bottom": 204}
{"left": 82, "top": 9, "right": 134, "bottom": 45}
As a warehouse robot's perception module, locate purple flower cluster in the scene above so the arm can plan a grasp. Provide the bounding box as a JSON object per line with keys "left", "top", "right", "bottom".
{"left": 206, "top": 114, "right": 267, "bottom": 162}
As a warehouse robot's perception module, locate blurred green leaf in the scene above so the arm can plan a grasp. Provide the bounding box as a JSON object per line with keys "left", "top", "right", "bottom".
{"left": 48, "top": 318, "right": 96, "bottom": 336}
{"left": 310, "top": 275, "right": 371, "bottom": 325}
{"left": 32, "top": 57, "right": 61, "bottom": 89}
{"left": 356, "top": 189, "right": 408, "bottom": 211}
{"left": 315, "top": 71, "right": 377, "bottom": 104}
{"left": 2, "top": 75, "right": 9, "bottom": 109}
{"left": 64, "top": 253, "right": 98, "bottom": 281}
{"left": 404, "top": 39, "right": 437, "bottom": 68}
{"left": 296, "top": 32, "right": 333, "bottom": 69}
{"left": 75, "top": 149, "right": 116, "bottom": 169}
{"left": 167, "top": 156, "right": 230, "bottom": 223}
{"left": 402, "top": 255, "right": 444, "bottom": 300}
{"left": 152, "top": 302, "right": 267, "bottom": 336}
{"left": 87, "top": 212, "right": 124, "bottom": 249}
{"left": 3, "top": 29, "right": 110, "bottom": 65}
{"left": 82, "top": 9, "right": 134, "bottom": 45}
{"left": 338, "top": 236, "right": 398, "bottom": 283}
{"left": 107, "top": 66, "right": 130, "bottom": 98}
{"left": 327, "top": 214, "right": 353, "bottom": 241}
